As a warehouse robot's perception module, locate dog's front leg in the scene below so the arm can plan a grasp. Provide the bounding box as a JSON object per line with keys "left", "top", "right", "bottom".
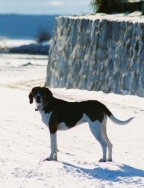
{"left": 49, "top": 132, "right": 57, "bottom": 160}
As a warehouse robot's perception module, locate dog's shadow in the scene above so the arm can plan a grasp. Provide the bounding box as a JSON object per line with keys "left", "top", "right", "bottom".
{"left": 62, "top": 161, "right": 144, "bottom": 182}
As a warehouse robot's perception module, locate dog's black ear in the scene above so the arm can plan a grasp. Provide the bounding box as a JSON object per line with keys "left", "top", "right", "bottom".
{"left": 43, "top": 87, "right": 53, "bottom": 104}
{"left": 28, "top": 92, "right": 33, "bottom": 104}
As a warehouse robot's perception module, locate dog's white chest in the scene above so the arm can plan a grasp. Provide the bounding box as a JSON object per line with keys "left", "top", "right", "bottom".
{"left": 39, "top": 110, "right": 52, "bottom": 126}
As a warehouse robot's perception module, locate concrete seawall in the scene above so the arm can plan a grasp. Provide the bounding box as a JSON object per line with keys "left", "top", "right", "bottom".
{"left": 46, "top": 14, "right": 144, "bottom": 97}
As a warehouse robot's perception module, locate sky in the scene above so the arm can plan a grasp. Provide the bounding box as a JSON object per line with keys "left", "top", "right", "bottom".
{"left": 0, "top": 0, "right": 92, "bottom": 15}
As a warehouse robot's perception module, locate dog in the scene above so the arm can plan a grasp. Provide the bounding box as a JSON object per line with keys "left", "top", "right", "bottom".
{"left": 29, "top": 86, "right": 134, "bottom": 162}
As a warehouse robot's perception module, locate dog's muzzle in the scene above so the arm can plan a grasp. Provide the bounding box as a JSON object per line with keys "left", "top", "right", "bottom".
{"left": 35, "top": 96, "right": 42, "bottom": 103}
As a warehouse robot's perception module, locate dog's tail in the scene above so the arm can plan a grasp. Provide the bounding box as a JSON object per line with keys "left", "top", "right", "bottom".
{"left": 109, "top": 114, "right": 134, "bottom": 125}
{"left": 103, "top": 104, "right": 134, "bottom": 125}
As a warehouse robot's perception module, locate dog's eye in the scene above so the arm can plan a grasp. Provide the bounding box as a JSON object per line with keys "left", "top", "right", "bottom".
{"left": 40, "top": 89, "right": 45, "bottom": 95}
{"left": 40, "top": 91, "right": 44, "bottom": 95}
{"left": 31, "top": 89, "right": 38, "bottom": 96}
{"left": 32, "top": 92, "right": 36, "bottom": 96}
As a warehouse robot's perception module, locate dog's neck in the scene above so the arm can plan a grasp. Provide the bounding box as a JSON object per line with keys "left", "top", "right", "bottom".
{"left": 35, "top": 102, "right": 53, "bottom": 113}
{"left": 35, "top": 102, "right": 47, "bottom": 111}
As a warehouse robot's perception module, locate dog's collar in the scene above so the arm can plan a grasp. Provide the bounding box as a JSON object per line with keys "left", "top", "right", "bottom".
{"left": 35, "top": 102, "right": 48, "bottom": 112}
{"left": 35, "top": 102, "right": 43, "bottom": 111}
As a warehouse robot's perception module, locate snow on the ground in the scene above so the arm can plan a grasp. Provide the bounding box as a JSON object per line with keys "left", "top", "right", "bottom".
{"left": 1, "top": 53, "right": 144, "bottom": 188}
{"left": 0, "top": 54, "right": 47, "bottom": 89}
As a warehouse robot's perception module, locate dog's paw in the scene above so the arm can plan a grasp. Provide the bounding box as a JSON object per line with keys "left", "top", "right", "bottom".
{"left": 44, "top": 157, "right": 52, "bottom": 161}
{"left": 44, "top": 153, "right": 57, "bottom": 161}
{"left": 99, "top": 158, "right": 106, "bottom": 162}
{"left": 107, "top": 159, "right": 112, "bottom": 162}
{"left": 44, "top": 157, "right": 57, "bottom": 161}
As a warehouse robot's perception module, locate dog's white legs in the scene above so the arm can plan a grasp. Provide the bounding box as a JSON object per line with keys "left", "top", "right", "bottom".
{"left": 89, "top": 120, "right": 107, "bottom": 162}
{"left": 101, "top": 115, "right": 113, "bottom": 161}
{"left": 56, "top": 140, "right": 59, "bottom": 152}
{"left": 49, "top": 133, "right": 57, "bottom": 160}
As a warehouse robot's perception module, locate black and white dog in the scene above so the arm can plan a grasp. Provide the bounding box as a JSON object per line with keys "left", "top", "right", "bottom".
{"left": 29, "top": 86, "right": 134, "bottom": 162}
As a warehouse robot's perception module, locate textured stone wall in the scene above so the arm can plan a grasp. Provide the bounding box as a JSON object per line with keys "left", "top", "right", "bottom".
{"left": 46, "top": 15, "right": 144, "bottom": 97}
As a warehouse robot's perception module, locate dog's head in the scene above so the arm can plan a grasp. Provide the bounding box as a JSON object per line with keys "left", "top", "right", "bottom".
{"left": 29, "top": 86, "right": 53, "bottom": 105}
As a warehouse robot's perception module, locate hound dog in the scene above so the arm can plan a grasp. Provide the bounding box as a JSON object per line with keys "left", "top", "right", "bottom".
{"left": 29, "top": 86, "right": 134, "bottom": 162}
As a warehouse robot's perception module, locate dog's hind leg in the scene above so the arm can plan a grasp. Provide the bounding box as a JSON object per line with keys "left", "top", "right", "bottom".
{"left": 101, "top": 115, "right": 113, "bottom": 161}
{"left": 89, "top": 120, "right": 107, "bottom": 162}
{"left": 56, "top": 141, "right": 59, "bottom": 152}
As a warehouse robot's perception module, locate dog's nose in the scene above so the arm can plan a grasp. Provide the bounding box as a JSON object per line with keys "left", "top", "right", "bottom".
{"left": 36, "top": 96, "right": 41, "bottom": 102}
